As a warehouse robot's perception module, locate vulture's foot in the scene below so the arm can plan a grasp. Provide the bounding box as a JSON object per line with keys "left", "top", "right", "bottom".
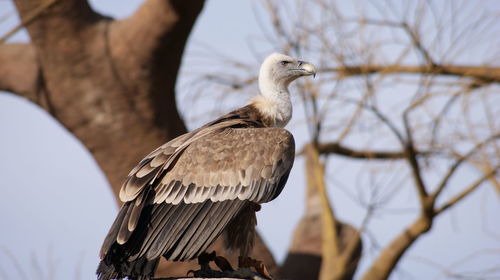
{"left": 187, "top": 251, "right": 226, "bottom": 278}
{"left": 214, "top": 255, "right": 234, "bottom": 272}
{"left": 236, "top": 256, "right": 273, "bottom": 280}
{"left": 188, "top": 252, "right": 272, "bottom": 279}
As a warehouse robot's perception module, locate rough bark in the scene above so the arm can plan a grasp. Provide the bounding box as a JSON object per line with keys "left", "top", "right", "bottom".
{"left": 10, "top": 0, "right": 193, "bottom": 194}
{"left": 2, "top": 0, "right": 277, "bottom": 277}
{"left": 0, "top": 44, "right": 39, "bottom": 99}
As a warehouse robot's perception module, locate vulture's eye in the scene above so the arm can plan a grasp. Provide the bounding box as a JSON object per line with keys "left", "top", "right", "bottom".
{"left": 280, "top": 61, "right": 290, "bottom": 66}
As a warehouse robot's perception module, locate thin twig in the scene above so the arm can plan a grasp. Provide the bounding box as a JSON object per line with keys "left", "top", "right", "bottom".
{"left": 434, "top": 165, "right": 500, "bottom": 215}
{"left": 433, "top": 133, "right": 500, "bottom": 199}
{"left": 0, "top": 0, "right": 60, "bottom": 44}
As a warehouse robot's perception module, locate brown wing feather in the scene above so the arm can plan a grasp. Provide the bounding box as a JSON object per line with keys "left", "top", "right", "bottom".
{"left": 154, "top": 127, "right": 295, "bottom": 204}
{"left": 109, "top": 199, "right": 248, "bottom": 262}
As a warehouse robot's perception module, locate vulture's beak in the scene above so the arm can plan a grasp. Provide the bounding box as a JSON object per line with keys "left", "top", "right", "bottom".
{"left": 297, "top": 61, "right": 317, "bottom": 78}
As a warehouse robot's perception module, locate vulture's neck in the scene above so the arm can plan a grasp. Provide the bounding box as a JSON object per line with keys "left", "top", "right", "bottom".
{"left": 251, "top": 77, "right": 292, "bottom": 128}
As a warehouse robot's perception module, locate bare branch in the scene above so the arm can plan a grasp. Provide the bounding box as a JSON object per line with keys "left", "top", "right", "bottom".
{"left": 14, "top": 0, "right": 102, "bottom": 34}
{"left": 365, "top": 103, "right": 406, "bottom": 145}
{"left": 118, "top": 0, "right": 205, "bottom": 59}
{"left": 0, "top": 0, "right": 60, "bottom": 44}
{"left": 262, "top": 0, "right": 298, "bottom": 53}
{"left": 321, "top": 64, "right": 500, "bottom": 84}
{"left": 203, "top": 74, "right": 257, "bottom": 90}
{"left": 306, "top": 145, "right": 340, "bottom": 279}
{"left": 317, "top": 142, "right": 410, "bottom": 159}
{"left": 432, "top": 133, "right": 500, "bottom": 199}
{"left": 403, "top": 97, "right": 429, "bottom": 207}
{"left": 404, "top": 141, "right": 429, "bottom": 210}
{"left": 430, "top": 90, "right": 463, "bottom": 148}
{"left": 361, "top": 215, "right": 432, "bottom": 280}
{"left": 434, "top": 166, "right": 500, "bottom": 215}
{"left": 401, "top": 22, "right": 435, "bottom": 65}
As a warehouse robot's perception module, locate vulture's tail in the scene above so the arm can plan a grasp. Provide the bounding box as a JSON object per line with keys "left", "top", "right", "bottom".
{"left": 96, "top": 199, "right": 159, "bottom": 280}
{"left": 96, "top": 254, "right": 159, "bottom": 280}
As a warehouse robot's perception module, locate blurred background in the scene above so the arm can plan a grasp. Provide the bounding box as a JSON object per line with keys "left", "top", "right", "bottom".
{"left": 1, "top": 0, "right": 499, "bottom": 279}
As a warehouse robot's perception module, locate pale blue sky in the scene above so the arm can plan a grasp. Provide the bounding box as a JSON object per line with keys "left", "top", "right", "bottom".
{"left": 0, "top": 1, "right": 499, "bottom": 280}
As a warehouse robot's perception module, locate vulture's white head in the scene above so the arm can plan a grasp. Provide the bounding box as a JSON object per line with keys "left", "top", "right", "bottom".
{"left": 254, "top": 53, "right": 316, "bottom": 127}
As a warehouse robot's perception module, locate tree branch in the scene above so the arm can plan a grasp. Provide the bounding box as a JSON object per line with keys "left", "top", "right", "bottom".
{"left": 432, "top": 133, "right": 500, "bottom": 200}
{"left": 304, "top": 143, "right": 363, "bottom": 280}
{"left": 405, "top": 142, "right": 430, "bottom": 209}
{"left": 0, "top": 43, "right": 40, "bottom": 98}
{"left": 119, "top": 0, "right": 205, "bottom": 58}
{"left": 361, "top": 215, "right": 432, "bottom": 280}
{"left": 305, "top": 145, "right": 341, "bottom": 280}
{"left": 317, "top": 142, "right": 431, "bottom": 160}
{"left": 0, "top": 0, "right": 60, "bottom": 44}
{"left": 401, "top": 22, "right": 435, "bottom": 66}
{"left": 339, "top": 100, "right": 407, "bottom": 146}
{"left": 14, "top": 0, "right": 102, "bottom": 38}
{"left": 434, "top": 166, "right": 499, "bottom": 215}
{"left": 110, "top": 0, "right": 204, "bottom": 129}
{"left": 322, "top": 64, "right": 500, "bottom": 84}
{"left": 402, "top": 106, "right": 429, "bottom": 208}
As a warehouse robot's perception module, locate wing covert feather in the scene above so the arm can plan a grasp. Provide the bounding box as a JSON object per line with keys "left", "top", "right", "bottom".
{"left": 157, "top": 127, "right": 295, "bottom": 204}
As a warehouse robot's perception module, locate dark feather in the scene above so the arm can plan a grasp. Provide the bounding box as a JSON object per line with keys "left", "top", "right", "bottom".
{"left": 223, "top": 202, "right": 259, "bottom": 257}
{"left": 99, "top": 201, "right": 132, "bottom": 258}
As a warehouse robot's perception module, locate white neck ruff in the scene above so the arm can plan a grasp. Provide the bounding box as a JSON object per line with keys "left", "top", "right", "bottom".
{"left": 251, "top": 89, "right": 292, "bottom": 128}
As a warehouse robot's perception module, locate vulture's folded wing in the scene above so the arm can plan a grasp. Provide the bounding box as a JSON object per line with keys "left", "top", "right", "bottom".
{"left": 156, "top": 127, "right": 294, "bottom": 204}
{"left": 101, "top": 126, "right": 294, "bottom": 261}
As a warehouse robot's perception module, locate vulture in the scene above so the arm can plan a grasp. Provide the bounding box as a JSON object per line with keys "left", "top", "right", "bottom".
{"left": 97, "top": 53, "right": 316, "bottom": 280}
